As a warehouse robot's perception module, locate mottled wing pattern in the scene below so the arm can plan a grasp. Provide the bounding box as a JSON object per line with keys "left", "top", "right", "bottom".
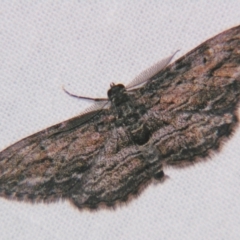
{"left": 0, "top": 25, "right": 240, "bottom": 210}
{"left": 0, "top": 110, "right": 111, "bottom": 203}
{"left": 0, "top": 105, "right": 155, "bottom": 209}
{"left": 138, "top": 25, "right": 240, "bottom": 167}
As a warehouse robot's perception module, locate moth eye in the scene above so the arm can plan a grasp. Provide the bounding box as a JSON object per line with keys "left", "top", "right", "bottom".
{"left": 107, "top": 89, "right": 112, "bottom": 98}
{"left": 203, "top": 57, "right": 207, "bottom": 64}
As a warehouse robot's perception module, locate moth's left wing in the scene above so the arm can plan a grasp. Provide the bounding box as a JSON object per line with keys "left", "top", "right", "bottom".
{"left": 0, "top": 109, "right": 111, "bottom": 203}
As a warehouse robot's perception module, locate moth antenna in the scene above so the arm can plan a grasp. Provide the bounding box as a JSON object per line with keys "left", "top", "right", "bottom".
{"left": 126, "top": 50, "right": 180, "bottom": 90}
{"left": 62, "top": 85, "right": 108, "bottom": 102}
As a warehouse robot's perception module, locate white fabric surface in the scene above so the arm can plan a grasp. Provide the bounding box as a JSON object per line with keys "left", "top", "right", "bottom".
{"left": 0, "top": 1, "right": 240, "bottom": 240}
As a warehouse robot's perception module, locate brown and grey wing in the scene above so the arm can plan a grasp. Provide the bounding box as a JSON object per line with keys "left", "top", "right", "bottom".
{"left": 69, "top": 145, "right": 152, "bottom": 209}
{"left": 0, "top": 110, "right": 110, "bottom": 203}
{"left": 139, "top": 25, "right": 240, "bottom": 166}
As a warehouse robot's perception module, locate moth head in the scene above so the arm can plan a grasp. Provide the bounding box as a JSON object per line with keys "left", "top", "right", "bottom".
{"left": 107, "top": 83, "right": 126, "bottom": 100}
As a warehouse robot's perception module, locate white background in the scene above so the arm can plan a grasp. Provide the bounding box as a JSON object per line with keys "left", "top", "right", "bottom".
{"left": 0, "top": 1, "right": 240, "bottom": 240}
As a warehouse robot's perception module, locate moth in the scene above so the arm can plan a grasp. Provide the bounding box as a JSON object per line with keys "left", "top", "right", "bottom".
{"left": 0, "top": 25, "right": 240, "bottom": 210}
